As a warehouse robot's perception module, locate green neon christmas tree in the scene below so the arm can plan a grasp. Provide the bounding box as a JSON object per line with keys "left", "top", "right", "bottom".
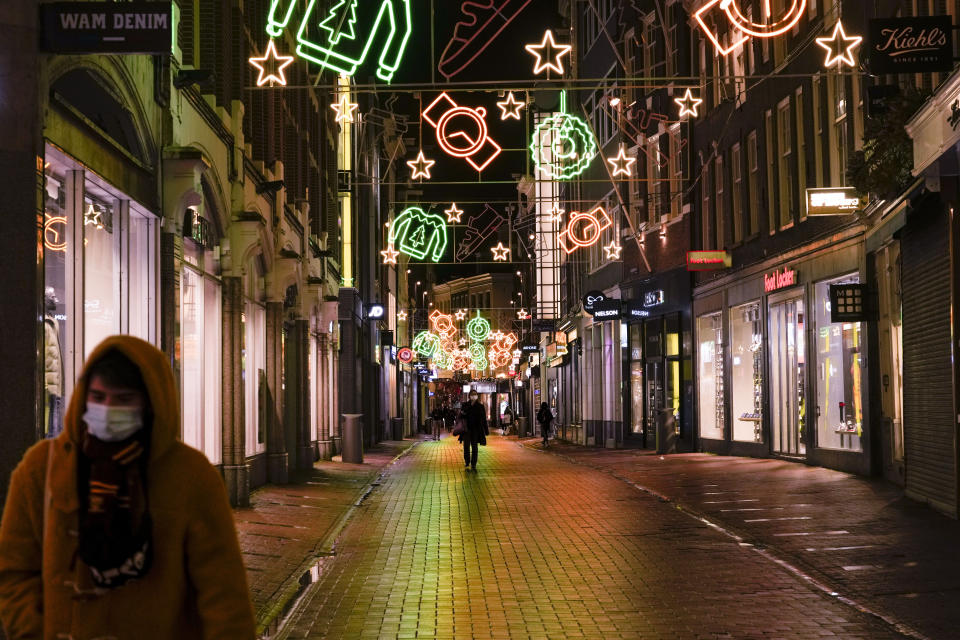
{"left": 319, "top": 0, "right": 357, "bottom": 46}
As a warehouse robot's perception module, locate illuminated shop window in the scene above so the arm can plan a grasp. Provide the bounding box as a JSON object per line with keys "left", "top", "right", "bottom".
{"left": 730, "top": 302, "right": 763, "bottom": 443}
{"left": 697, "top": 313, "right": 724, "bottom": 440}
{"left": 815, "top": 275, "right": 864, "bottom": 452}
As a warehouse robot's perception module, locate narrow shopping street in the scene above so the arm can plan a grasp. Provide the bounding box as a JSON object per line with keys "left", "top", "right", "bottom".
{"left": 275, "top": 436, "right": 901, "bottom": 640}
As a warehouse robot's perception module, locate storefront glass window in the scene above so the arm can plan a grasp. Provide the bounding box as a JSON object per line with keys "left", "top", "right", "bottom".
{"left": 180, "top": 233, "right": 222, "bottom": 464}
{"left": 815, "top": 275, "right": 863, "bottom": 452}
{"left": 730, "top": 301, "right": 763, "bottom": 443}
{"left": 42, "top": 145, "right": 158, "bottom": 438}
{"left": 769, "top": 297, "right": 806, "bottom": 456}
{"left": 629, "top": 324, "right": 643, "bottom": 435}
{"left": 244, "top": 263, "right": 267, "bottom": 457}
{"left": 697, "top": 313, "right": 724, "bottom": 440}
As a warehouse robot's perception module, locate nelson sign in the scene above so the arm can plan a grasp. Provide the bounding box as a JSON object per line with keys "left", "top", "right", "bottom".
{"left": 869, "top": 16, "right": 953, "bottom": 75}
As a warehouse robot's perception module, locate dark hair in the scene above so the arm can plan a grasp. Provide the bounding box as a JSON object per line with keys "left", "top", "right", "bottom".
{"left": 540, "top": 402, "right": 549, "bottom": 410}
{"left": 87, "top": 349, "right": 148, "bottom": 397}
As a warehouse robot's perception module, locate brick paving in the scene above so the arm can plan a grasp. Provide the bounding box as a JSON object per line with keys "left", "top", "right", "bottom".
{"left": 234, "top": 438, "right": 420, "bottom": 634}
{"left": 523, "top": 439, "right": 960, "bottom": 640}
{"left": 273, "top": 434, "right": 903, "bottom": 639}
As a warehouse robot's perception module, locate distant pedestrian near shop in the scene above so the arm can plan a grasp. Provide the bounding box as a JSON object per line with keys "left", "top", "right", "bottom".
{"left": 537, "top": 403, "right": 554, "bottom": 447}
{"left": 459, "top": 391, "right": 489, "bottom": 471}
{"left": 0, "top": 335, "right": 256, "bottom": 639}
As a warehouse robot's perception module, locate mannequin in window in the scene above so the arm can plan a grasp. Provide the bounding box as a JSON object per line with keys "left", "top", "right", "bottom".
{"left": 44, "top": 287, "right": 64, "bottom": 437}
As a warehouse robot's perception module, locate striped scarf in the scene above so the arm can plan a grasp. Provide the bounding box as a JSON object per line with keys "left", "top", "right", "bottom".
{"left": 79, "top": 434, "right": 152, "bottom": 589}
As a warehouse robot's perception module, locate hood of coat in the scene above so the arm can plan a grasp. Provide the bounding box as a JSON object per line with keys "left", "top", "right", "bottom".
{"left": 63, "top": 335, "right": 180, "bottom": 463}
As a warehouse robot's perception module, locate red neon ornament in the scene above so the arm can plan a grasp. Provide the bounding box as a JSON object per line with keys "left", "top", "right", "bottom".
{"left": 430, "top": 309, "right": 458, "bottom": 338}
{"left": 422, "top": 93, "right": 502, "bottom": 172}
{"left": 693, "top": 0, "right": 807, "bottom": 57}
{"left": 558, "top": 206, "right": 613, "bottom": 254}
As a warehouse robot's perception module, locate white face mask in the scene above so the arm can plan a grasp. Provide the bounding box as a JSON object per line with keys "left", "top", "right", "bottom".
{"left": 82, "top": 403, "right": 144, "bottom": 442}
{"left": 469, "top": 395, "right": 478, "bottom": 402}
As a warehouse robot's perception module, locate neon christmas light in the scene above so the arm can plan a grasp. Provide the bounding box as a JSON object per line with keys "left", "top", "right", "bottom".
{"left": 438, "top": 0, "right": 533, "bottom": 79}
{"left": 433, "top": 348, "right": 453, "bottom": 370}
{"left": 84, "top": 204, "right": 104, "bottom": 229}
{"left": 430, "top": 309, "right": 458, "bottom": 339}
{"left": 546, "top": 206, "right": 565, "bottom": 224}
{"left": 558, "top": 206, "right": 613, "bottom": 254}
{"left": 413, "top": 331, "right": 442, "bottom": 357}
{"left": 265, "top": 0, "right": 413, "bottom": 83}
{"left": 816, "top": 21, "right": 862, "bottom": 69}
{"left": 249, "top": 40, "right": 295, "bottom": 86}
{"left": 693, "top": 0, "right": 807, "bottom": 57}
{"left": 406, "top": 151, "right": 435, "bottom": 180}
{"left": 604, "top": 241, "right": 623, "bottom": 260}
{"left": 674, "top": 89, "right": 703, "bottom": 118}
{"left": 466, "top": 313, "right": 491, "bottom": 342}
{"left": 490, "top": 242, "right": 510, "bottom": 261}
{"left": 444, "top": 203, "right": 464, "bottom": 223}
{"left": 468, "top": 343, "right": 488, "bottom": 371}
{"left": 331, "top": 94, "right": 359, "bottom": 123}
{"left": 455, "top": 309, "right": 467, "bottom": 321}
{"left": 456, "top": 204, "right": 507, "bottom": 262}
{"left": 44, "top": 216, "right": 67, "bottom": 252}
{"left": 380, "top": 244, "right": 400, "bottom": 264}
{"left": 422, "top": 93, "right": 502, "bottom": 172}
{"left": 397, "top": 310, "right": 408, "bottom": 321}
{"left": 525, "top": 30, "right": 572, "bottom": 75}
{"left": 488, "top": 348, "right": 511, "bottom": 369}
{"left": 607, "top": 146, "right": 636, "bottom": 177}
{"left": 388, "top": 207, "right": 448, "bottom": 262}
{"left": 530, "top": 93, "right": 597, "bottom": 180}
{"left": 496, "top": 92, "right": 525, "bottom": 120}
{"left": 516, "top": 308, "right": 530, "bottom": 320}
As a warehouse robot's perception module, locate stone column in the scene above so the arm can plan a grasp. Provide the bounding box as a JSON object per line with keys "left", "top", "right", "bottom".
{"left": 221, "top": 276, "right": 249, "bottom": 506}
{"left": 332, "top": 337, "right": 341, "bottom": 454}
{"left": 265, "top": 301, "right": 288, "bottom": 484}
{"left": 317, "top": 334, "right": 334, "bottom": 459}
{"left": 159, "top": 229, "right": 181, "bottom": 384}
{"left": 293, "top": 318, "right": 313, "bottom": 471}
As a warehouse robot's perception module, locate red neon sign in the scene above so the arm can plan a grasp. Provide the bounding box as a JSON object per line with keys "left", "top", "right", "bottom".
{"left": 558, "top": 206, "right": 613, "bottom": 254}
{"left": 764, "top": 268, "right": 797, "bottom": 293}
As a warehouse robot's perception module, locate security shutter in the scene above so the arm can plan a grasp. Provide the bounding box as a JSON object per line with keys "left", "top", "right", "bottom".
{"left": 901, "top": 203, "right": 957, "bottom": 515}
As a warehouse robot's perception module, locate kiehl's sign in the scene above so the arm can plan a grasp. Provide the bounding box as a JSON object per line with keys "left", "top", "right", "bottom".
{"left": 41, "top": 2, "right": 172, "bottom": 54}
{"left": 869, "top": 16, "right": 953, "bottom": 74}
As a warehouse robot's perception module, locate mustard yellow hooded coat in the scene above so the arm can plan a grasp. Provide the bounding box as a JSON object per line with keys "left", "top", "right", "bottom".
{"left": 0, "top": 336, "right": 256, "bottom": 639}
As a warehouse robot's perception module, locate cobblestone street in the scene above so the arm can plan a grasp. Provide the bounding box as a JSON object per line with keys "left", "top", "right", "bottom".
{"left": 275, "top": 436, "right": 904, "bottom": 639}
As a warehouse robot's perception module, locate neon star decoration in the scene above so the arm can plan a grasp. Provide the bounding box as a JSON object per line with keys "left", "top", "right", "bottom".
{"left": 249, "top": 40, "right": 295, "bottom": 86}
{"left": 331, "top": 94, "right": 359, "bottom": 123}
{"left": 380, "top": 244, "right": 400, "bottom": 264}
{"left": 517, "top": 308, "right": 530, "bottom": 320}
{"left": 444, "top": 203, "right": 464, "bottom": 223}
{"left": 422, "top": 93, "right": 502, "bottom": 172}
{"left": 559, "top": 206, "right": 613, "bottom": 255}
{"left": 525, "top": 30, "right": 572, "bottom": 75}
{"left": 531, "top": 113, "right": 597, "bottom": 179}
{"left": 546, "top": 206, "right": 565, "bottom": 224}
{"left": 388, "top": 207, "right": 448, "bottom": 262}
{"left": 675, "top": 89, "right": 703, "bottom": 118}
{"left": 815, "top": 21, "right": 863, "bottom": 69}
{"left": 406, "top": 151, "right": 435, "bottom": 180}
{"left": 397, "top": 310, "right": 408, "bottom": 321}
{"left": 265, "top": 0, "right": 413, "bottom": 83}
{"left": 84, "top": 204, "right": 104, "bottom": 229}
{"left": 604, "top": 241, "right": 623, "bottom": 260}
{"left": 496, "top": 92, "right": 525, "bottom": 120}
{"left": 490, "top": 242, "right": 510, "bottom": 261}
{"left": 455, "top": 309, "right": 467, "bottom": 321}
{"left": 607, "top": 146, "right": 636, "bottom": 177}
{"left": 693, "top": 0, "right": 807, "bottom": 57}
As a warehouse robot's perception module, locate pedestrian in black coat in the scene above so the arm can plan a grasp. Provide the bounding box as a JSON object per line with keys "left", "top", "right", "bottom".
{"left": 459, "top": 391, "right": 488, "bottom": 470}
{"left": 537, "top": 402, "right": 553, "bottom": 447}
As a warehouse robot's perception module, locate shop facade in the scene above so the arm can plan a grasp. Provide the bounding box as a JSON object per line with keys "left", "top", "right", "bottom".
{"left": 694, "top": 232, "right": 873, "bottom": 475}
{"left": 621, "top": 268, "right": 693, "bottom": 450}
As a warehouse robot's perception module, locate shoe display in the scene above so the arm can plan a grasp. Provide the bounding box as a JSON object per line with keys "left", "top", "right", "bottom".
{"left": 438, "top": 0, "right": 533, "bottom": 80}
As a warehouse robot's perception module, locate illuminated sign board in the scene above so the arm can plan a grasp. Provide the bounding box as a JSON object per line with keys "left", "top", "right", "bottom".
{"left": 397, "top": 347, "right": 415, "bottom": 364}
{"left": 764, "top": 268, "right": 797, "bottom": 293}
{"left": 623, "top": 302, "right": 650, "bottom": 319}
{"left": 366, "top": 304, "right": 385, "bottom": 320}
{"left": 643, "top": 290, "right": 665, "bottom": 308}
{"left": 687, "top": 251, "right": 731, "bottom": 271}
{"left": 521, "top": 344, "right": 539, "bottom": 353}
{"left": 806, "top": 188, "right": 865, "bottom": 216}
{"left": 41, "top": 2, "right": 172, "bottom": 54}
{"left": 869, "top": 16, "right": 953, "bottom": 74}
{"left": 591, "top": 299, "right": 622, "bottom": 321}
{"left": 582, "top": 290, "right": 606, "bottom": 314}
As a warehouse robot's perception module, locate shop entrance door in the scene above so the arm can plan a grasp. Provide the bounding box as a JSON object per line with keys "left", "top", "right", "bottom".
{"left": 768, "top": 297, "right": 806, "bottom": 456}
{"left": 645, "top": 360, "right": 664, "bottom": 438}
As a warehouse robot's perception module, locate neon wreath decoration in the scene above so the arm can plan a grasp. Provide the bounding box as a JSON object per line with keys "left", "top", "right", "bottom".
{"left": 466, "top": 313, "right": 491, "bottom": 342}
{"left": 530, "top": 112, "right": 597, "bottom": 180}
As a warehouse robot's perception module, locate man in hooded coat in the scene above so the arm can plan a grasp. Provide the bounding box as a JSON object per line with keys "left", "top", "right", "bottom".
{"left": 0, "top": 335, "right": 256, "bottom": 639}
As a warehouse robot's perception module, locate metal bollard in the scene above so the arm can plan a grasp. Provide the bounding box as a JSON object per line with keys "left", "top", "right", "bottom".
{"left": 341, "top": 413, "right": 364, "bottom": 463}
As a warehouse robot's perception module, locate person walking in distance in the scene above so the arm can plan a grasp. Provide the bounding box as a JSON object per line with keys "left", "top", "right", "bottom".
{"left": 460, "top": 390, "right": 488, "bottom": 471}
{"left": 0, "top": 335, "right": 255, "bottom": 639}
{"left": 537, "top": 402, "right": 554, "bottom": 447}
